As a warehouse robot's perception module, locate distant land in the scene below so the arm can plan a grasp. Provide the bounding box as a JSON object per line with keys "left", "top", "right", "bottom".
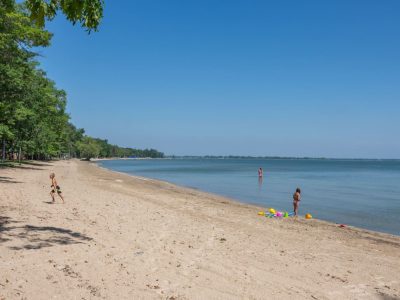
{"left": 164, "top": 155, "right": 400, "bottom": 161}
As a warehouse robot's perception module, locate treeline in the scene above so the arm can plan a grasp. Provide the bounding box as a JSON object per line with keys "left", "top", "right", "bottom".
{"left": 76, "top": 137, "right": 164, "bottom": 160}
{"left": 0, "top": 2, "right": 163, "bottom": 161}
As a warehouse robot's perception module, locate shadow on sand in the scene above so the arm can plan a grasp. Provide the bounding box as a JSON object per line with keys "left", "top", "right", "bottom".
{"left": 0, "top": 176, "right": 22, "bottom": 184}
{"left": 379, "top": 294, "right": 400, "bottom": 300}
{"left": 0, "top": 216, "right": 92, "bottom": 250}
{"left": 18, "top": 161, "right": 53, "bottom": 167}
{"left": 43, "top": 201, "right": 55, "bottom": 204}
{"left": 0, "top": 160, "right": 53, "bottom": 171}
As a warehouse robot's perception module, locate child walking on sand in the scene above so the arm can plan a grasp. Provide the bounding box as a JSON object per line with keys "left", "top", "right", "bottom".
{"left": 50, "top": 173, "right": 65, "bottom": 203}
{"left": 293, "top": 187, "right": 301, "bottom": 216}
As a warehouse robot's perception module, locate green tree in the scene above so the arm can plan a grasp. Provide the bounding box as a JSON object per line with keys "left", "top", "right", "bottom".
{"left": 61, "top": 123, "right": 85, "bottom": 158}
{"left": 26, "top": 0, "right": 104, "bottom": 31}
{"left": 0, "top": 3, "right": 52, "bottom": 160}
{"left": 76, "top": 136, "right": 101, "bottom": 160}
{"left": 1, "top": 0, "right": 104, "bottom": 31}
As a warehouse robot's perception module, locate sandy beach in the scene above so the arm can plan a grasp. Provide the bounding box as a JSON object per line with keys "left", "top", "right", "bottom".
{"left": 1, "top": 160, "right": 399, "bottom": 300}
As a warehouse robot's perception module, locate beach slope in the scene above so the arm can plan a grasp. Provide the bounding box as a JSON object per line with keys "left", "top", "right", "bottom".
{"left": 1, "top": 160, "right": 399, "bottom": 299}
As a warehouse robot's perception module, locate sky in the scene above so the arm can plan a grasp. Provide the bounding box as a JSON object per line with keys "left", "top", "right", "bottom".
{"left": 38, "top": 0, "right": 400, "bottom": 158}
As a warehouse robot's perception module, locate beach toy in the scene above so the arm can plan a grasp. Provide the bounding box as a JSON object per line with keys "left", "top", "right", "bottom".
{"left": 305, "top": 213, "right": 312, "bottom": 219}
{"left": 283, "top": 212, "right": 289, "bottom": 218}
{"left": 269, "top": 208, "right": 276, "bottom": 214}
{"left": 276, "top": 211, "right": 283, "bottom": 217}
{"left": 258, "top": 211, "right": 265, "bottom": 216}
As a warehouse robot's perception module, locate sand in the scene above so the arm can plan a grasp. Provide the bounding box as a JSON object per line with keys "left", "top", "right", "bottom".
{"left": 1, "top": 160, "right": 399, "bottom": 300}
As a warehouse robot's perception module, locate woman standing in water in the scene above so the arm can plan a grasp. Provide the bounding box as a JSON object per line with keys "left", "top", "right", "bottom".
{"left": 293, "top": 188, "right": 301, "bottom": 216}
{"left": 258, "top": 167, "right": 264, "bottom": 189}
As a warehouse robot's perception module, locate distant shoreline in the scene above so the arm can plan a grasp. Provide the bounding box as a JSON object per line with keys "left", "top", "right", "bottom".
{"left": 93, "top": 156, "right": 400, "bottom": 161}
{"left": 167, "top": 156, "right": 400, "bottom": 161}
{"left": 90, "top": 157, "right": 161, "bottom": 161}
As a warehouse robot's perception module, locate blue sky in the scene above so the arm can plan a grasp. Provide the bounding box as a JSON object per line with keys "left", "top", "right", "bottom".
{"left": 39, "top": 0, "right": 400, "bottom": 158}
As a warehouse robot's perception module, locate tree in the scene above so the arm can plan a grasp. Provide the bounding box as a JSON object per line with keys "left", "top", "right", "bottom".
{"left": 25, "top": 0, "right": 104, "bottom": 31}
{"left": 76, "top": 137, "right": 101, "bottom": 160}
{"left": 61, "top": 123, "right": 85, "bottom": 158}
{"left": 0, "top": 3, "right": 52, "bottom": 160}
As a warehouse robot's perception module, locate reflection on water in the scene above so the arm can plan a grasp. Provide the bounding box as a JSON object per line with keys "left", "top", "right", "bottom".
{"left": 258, "top": 176, "right": 263, "bottom": 190}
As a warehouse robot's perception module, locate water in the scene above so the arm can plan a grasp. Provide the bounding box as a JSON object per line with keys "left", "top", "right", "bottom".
{"left": 98, "top": 158, "right": 400, "bottom": 236}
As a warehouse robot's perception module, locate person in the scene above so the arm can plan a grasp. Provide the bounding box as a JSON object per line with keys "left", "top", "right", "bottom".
{"left": 258, "top": 167, "right": 263, "bottom": 178}
{"left": 293, "top": 187, "right": 301, "bottom": 216}
{"left": 50, "top": 173, "right": 65, "bottom": 203}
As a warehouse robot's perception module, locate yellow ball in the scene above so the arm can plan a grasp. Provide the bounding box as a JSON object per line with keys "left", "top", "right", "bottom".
{"left": 258, "top": 211, "right": 265, "bottom": 216}
{"left": 269, "top": 208, "right": 276, "bottom": 214}
{"left": 305, "top": 213, "right": 312, "bottom": 219}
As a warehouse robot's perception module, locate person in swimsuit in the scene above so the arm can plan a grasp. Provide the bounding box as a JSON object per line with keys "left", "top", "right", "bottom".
{"left": 50, "top": 173, "right": 65, "bottom": 203}
{"left": 293, "top": 187, "right": 301, "bottom": 216}
{"left": 258, "top": 167, "right": 263, "bottom": 189}
{"left": 258, "top": 167, "right": 263, "bottom": 178}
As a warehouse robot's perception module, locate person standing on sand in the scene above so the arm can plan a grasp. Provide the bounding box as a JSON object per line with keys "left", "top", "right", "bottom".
{"left": 50, "top": 173, "right": 65, "bottom": 203}
{"left": 293, "top": 188, "right": 301, "bottom": 216}
{"left": 258, "top": 167, "right": 263, "bottom": 178}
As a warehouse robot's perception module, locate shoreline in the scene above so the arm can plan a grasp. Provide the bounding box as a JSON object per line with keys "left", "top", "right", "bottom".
{"left": 1, "top": 159, "right": 399, "bottom": 299}
{"left": 95, "top": 159, "right": 399, "bottom": 238}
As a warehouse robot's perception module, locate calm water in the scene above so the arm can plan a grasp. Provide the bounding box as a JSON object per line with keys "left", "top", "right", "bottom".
{"left": 98, "top": 158, "right": 400, "bottom": 235}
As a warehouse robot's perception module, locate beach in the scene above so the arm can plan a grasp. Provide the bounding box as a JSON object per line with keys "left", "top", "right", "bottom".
{"left": 1, "top": 160, "right": 399, "bottom": 299}
{"left": 97, "top": 158, "right": 400, "bottom": 235}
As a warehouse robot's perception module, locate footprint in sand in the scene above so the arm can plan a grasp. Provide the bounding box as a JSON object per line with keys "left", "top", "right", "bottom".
{"left": 55, "top": 264, "right": 81, "bottom": 279}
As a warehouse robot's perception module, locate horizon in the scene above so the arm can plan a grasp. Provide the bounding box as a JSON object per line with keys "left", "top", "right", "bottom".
{"left": 111, "top": 154, "right": 400, "bottom": 161}
{"left": 39, "top": 0, "right": 400, "bottom": 159}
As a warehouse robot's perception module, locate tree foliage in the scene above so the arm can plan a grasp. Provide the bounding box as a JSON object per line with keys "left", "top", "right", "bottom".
{"left": 25, "top": 0, "right": 104, "bottom": 31}
{"left": 76, "top": 136, "right": 101, "bottom": 160}
{"left": 75, "top": 137, "right": 164, "bottom": 160}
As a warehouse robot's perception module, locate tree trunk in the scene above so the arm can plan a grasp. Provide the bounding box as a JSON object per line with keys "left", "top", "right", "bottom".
{"left": 2, "top": 139, "right": 5, "bottom": 162}
{"left": 10, "top": 144, "right": 14, "bottom": 160}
